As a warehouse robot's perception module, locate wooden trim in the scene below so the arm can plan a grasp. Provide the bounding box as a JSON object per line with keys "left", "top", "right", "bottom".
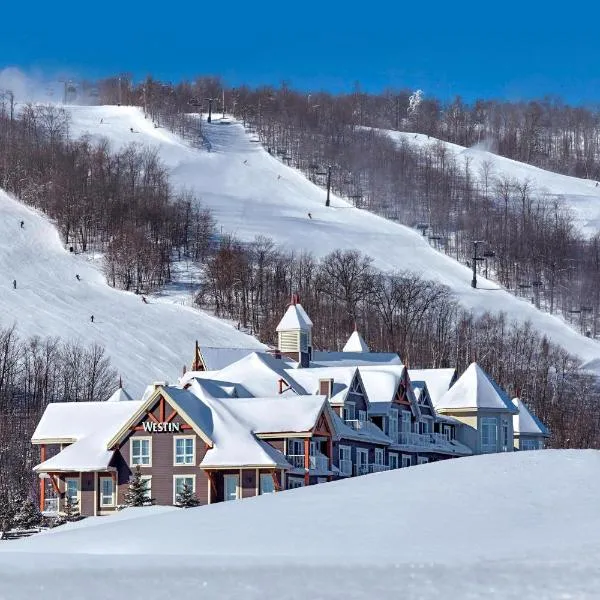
{"left": 159, "top": 397, "right": 165, "bottom": 422}
{"left": 48, "top": 474, "right": 60, "bottom": 494}
{"left": 271, "top": 470, "right": 281, "bottom": 492}
{"left": 39, "top": 445, "right": 46, "bottom": 512}
{"left": 146, "top": 411, "right": 159, "bottom": 424}
{"left": 165, "top": 410, "right": 177, "bottom": 423}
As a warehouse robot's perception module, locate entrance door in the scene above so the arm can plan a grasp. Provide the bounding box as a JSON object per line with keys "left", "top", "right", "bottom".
{"left": 356, "top": 448, "right": 369, "bottom": 475}
{"left": 223, "top": 474, "right": 239, "bottom": 501}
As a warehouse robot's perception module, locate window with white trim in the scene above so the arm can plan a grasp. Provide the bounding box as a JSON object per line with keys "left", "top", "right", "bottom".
{"left": 388, "top": 452, "right": 399, "bottom": 469}
{"left": 358, "top": 409, "right": 368, "bottom": 422}
{"left": 521, "top": 438, "right": 540, "bottom": 451}
{"left": 342, "top": 402, "right": 355, "bottom": 421}
{"left": 99, "top": 476, "right": 115, "bottom": 507}
{"left": 131, "top": 437, "right": 151, "bottom": 466}
{"left": 401, "top": 411, "right": 412, "bottom": 433}
{"left": 375, "top": 448, "right": 384, "bottom": 465}
{"left": 65, "top": 477, "right": 79, "bottom": 505}
{"left": 401, "top": 454, "right": 412, "bottom": 468}
{"left": 174, "top": 436, "right": 195, "bottom": 465}
{"left": 173, "top": 475, "right": 195, "bottom": 504}
{"left": 260, "top": 473, "right": 275, "bottom": 494}
{"left": 224, "top": 474, "right": 238, "bottom": 501}
{"left": 481, "top": 417, "right": 498, "bottom": 453}
{"left": 389, "top": 409, "right": 399, "bottom": 440}
{"left": 288, "top": 439, "right": 304, "bottom": 455}
{"left": 501, "top": 418, "right": 510, "bottom": 451}
{"left": 338, "top": 445, "right": 352, "bottom": 476}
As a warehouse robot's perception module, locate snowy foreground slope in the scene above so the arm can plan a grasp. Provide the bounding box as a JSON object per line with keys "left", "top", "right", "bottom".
{"left": 0, "top": 190, "right": 263, "bottom": 396}
{"left": 1, "top": 451, "right": 599, "bottom": 599}
{"left": 67, "top": 105, "right": 600, "bottom": 367}
{"left": 382, "top": 129, "right": 600, "bottom": 236}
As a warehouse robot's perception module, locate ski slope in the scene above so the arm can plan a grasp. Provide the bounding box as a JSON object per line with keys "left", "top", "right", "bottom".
{"left": 0, "top": 189, "right": 263, "bottom": 397}
{"left": 66, "top": 105, "right": 600, "bottom": 367}
{"left": 383, "top": 129, "right": 600, "bottom": 236}
{"left": 1, "top": 450, "right": 599, "bottom": 599}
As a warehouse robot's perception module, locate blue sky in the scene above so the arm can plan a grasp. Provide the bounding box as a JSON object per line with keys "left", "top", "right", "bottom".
{"left": 2, "top": 0, "right": 599, "bottom": 104}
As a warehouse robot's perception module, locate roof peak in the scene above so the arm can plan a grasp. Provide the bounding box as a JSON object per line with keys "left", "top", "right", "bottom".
{"left": 343, "top": 330, "right": 370, "bottom": 353}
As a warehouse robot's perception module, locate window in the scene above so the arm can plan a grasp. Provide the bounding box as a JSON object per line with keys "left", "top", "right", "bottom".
{"left": 342, "top": 402, "right": 355, "bottom": 421}
{"left": 389, "top": 409, "right": 399, "bottom": 441}
{"left": 355, "top": 448, "right": 369, "bottom": 475}
{"left": 358, "top": 409, "right": 368, "bottom": 422}
{"left": 401, "top": 454, "right": 412, "bottom": 468}
{"left": 375, "top": 448, "right": 384, "bottom": 465}
{"left": 401, "top": 411, "right": 412, "bottom": 433}
{"left": 224, "top": 474, "right": 239, "bottom": 501}
{"left": 173, "top": 475, "right": 195, "bottom": 504}
{"left": 481, "top": 417, "right": 498, "bottom": 453}
{"left": 131, "top": 437, "right": 151, "bottom": 466}
{"left": 418, "top": 457, "right": 429, "bottom": 465}
{"left": 43, "top": 479, "right": 58, "bottom": 513}
{"left": 419, "top": 420, "right": 431, "bottom": 434}
{"left": 99, "top": 476, "right": 115, "bottom": 507}
{"left": 521, "top": 439, "right": 540, "bottom": 451}
{"left": 287, "top": 477, "right": 304, "bottom": 489}
{"left": 141, "top": 476, "right": 152, "bottom": 501}
{"left": 389, "top": 453, "right": 399, "bottom": 469}
{"left": 65, "top": 477, "right": 79, "bottom": 505}
{"left": 338, "top": 445, "right": 352, "bottom": 476}
{"left": 174, "top": 436, "right": 195, "bottom": 465}
{"left": 288, "top": 439, "right": 303, "bottom": 455}
{"left": 502, "top": 418, "right": 510, "bottom": 451}
{"left": 260, "top": 473, "right": 275, "bottom": 494}
{"left": 442, "top": 424, "right": 453, "bottom": 440}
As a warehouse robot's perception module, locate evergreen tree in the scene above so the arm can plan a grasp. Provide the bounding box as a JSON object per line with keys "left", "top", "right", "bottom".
{"left": 0, "top": 498, "right": 16, "bottom": 536}
{"left": 175, "top": 482, "right": 200, "bottom": 508}
{"left": 123, "top": 465, "right": 154, "bottom": 507}
{"left": 12, "top": 498, "right": 42, "bottom": 530}
{"left": 63, "top": 495, "right": 80, "bottom": 522}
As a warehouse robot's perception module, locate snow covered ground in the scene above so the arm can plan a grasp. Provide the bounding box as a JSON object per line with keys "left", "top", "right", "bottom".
{"left": 1, "top": 450, "right": 599, "bottom": 599}
{"left": 0, "top": 189, "right": 263, "bottom": 397}
{"left": 383, "top": 129, "right": 600, "bottom": 236}
{"left": 66, "top": 105, "right": 600, "bottom": 367}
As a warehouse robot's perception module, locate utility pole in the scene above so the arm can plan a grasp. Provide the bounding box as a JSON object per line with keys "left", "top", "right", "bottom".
{"left": 118, "top": 76, "right": 122, "bottom": 106}
{"left": 206, "top": 98, "right": 214, "bottom": 123}
{"left": 222, "top": 89, "right": 226, "bottom": 119}
{"left": 326, "top": 165, "right": 332, "bottom": 207}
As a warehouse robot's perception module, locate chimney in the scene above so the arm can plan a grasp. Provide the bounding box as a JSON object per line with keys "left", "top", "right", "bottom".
{"left": 319, "top": 378, "right": 334, "bottom": 399}
{"left": 290, "top": 293, "right": 300, "bottom": 306}
{"left": 153, "top": 381, "right": 168, "bottom": 390}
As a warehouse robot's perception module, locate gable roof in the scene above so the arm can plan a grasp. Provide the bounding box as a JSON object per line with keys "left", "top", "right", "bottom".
{"left": 343, "top": 331, "right": 370, "bottom": 352}
{"left": 435, "top": 363, "right": 517, "bottom": 413}
{"left": 357, "top": 366, "right": 405, "bottom": 404}
{"left": 408, "top": 368, "right": 457, "bottom": 407}
{"left": 512, "top": 398, "right": 550, "bottom": 436}
{"left": 286, "top": 366, "right": 362, "bottom": 405}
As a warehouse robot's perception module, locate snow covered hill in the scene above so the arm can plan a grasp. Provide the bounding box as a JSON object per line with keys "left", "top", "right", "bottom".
{"left": 0, "top": 189, "right": 263, "bottom": 397}
{"left": 65, "top": 105, "right": 600, "bottom": 367}
{"left": 382, "top": 129, "right": 600, "bottom": 236}
{"left": 1, "top": 450, "right": 599, "bottom": 599}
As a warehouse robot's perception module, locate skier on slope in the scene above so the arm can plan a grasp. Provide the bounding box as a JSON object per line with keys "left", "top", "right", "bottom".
{"left": 75, "top": 274, "right": 80, "bottom": 281}
{"left": 12, "top": 279, "right": 16, "bottom": 289}
{"left": 308, "top": 213, "right": 312, "bottom": 219}
{"left": 20, "top": 220, "right": 24, "bottom": 228}
{"left": 142, "top": 296, "right": 148, "bottom": 304}
{"left": 90, "top": 315, "right": 94, "bottom": 323}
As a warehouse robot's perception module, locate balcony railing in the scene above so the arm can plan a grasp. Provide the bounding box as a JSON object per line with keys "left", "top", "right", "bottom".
{"left": 287, "top": 454, "right": 330, "bottom": 471}
{"left": 338, "top": 459, "right": 353, "bottom": 476}
{"left": 344, "top": 419, "right": 369, "bottom": 431}
{"left": 309, "top": 454, "right": 329, "bottom": 472}
{"left": 395, "top": 431, "right": 451, "bottom": 447}
{"left": 354, "top": 464, "right": 370, "bottom": 476}
{"left": 369, "top": 463, "right": 390, "bottom": 473}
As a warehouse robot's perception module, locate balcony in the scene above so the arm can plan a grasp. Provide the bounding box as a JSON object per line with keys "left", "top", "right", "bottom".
{"left": 338, "top": 459, "right": 353, "bottom": 476}
{"left": 344, "top": 419, "right": 369, "bottom": 431}
{"left": 286, "top": 453, "right": 330, "bottom": 472}
{"left": 369, "top": 464, "right": 390, "bottom": 473}
{"left": 354, "top": 464, "right": 369, "bottom": 476}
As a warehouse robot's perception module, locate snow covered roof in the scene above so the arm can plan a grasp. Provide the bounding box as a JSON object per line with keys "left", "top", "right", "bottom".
{"left": 311, "top": 351, "right": 401, "bottom": 367}
{"left": 183, "top": 352, "right": 306, "bottom": 397}
{"left": 357, "top": 367, "right": 404, "bottom": 403}
{"left": 32, "top": 401, "right": 144, "bottom": 444}
{"left": 343, "top": 331, "right": 370, "bottom": 353}
{"left": 276, "top": 303, "right": 312, "bottom": 332}
{"left": 435, "top": 363, "right": 518, "bottom": 413}
{"left": 408, "top": 368, "right": 456, "bottom": 407}
{"left": 512, "top": 398, "right": 550, "bottom": 437}
{"left": 216, "top": 395, "right": 329, "bottom": 434}
{"left": 106, "top": 387, "right": 134, "bottom": 402}
{"left": 286, "top": 366, "right": 359, "bottom": 405}
{"left": 197, "top": 346, "right": 264, "bottom": 371}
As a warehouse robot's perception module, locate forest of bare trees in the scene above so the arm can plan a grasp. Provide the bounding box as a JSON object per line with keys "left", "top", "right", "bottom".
{"left": 0, "top": 326, "right": 116, "bottom": 511}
